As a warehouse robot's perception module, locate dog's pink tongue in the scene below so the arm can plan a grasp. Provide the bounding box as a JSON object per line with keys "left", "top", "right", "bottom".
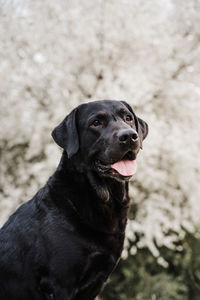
{"left": 111, "top": 160, "right": 137, "bottom": 176}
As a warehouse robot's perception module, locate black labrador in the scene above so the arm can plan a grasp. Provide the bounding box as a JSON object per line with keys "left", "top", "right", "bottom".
{"left": 0, "top": 100, "right": 148, "bottom": 300}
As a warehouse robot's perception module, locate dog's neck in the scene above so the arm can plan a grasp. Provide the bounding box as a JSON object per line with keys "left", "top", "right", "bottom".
{"left": 47, "top": 151, "right": 130, "bottom": 235}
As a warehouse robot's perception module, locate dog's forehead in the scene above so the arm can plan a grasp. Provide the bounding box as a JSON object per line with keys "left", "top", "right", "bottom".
{"left": 78, "top": 100, "right": 127, "bottom": 116}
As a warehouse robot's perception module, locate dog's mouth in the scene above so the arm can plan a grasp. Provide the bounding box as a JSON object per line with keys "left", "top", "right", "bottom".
{"left": 95, "top": 151, "right": 137, "bottom": 180}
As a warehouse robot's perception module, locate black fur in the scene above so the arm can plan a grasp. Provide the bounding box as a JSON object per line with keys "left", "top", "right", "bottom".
{"left": 0, "top": 100, "right": 148, "bottom": 300}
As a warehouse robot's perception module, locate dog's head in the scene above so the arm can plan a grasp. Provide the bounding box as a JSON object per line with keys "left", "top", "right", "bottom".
{"left": 52, "top": 100, "right": 148, "bottom": 181}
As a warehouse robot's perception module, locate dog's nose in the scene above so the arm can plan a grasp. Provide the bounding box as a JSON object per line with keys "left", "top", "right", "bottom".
{"left": 117, "top": 129, "right": 138, "bottom": 144}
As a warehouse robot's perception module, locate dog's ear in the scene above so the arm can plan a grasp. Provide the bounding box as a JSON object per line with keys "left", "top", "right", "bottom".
{"left": 136, "top": 117, "right": 148, "bottom": 149}
{"left": 51, "top": 108, "right": 79, "bottom": 158}
{"left": 121, "top": 101, "right": 148, "bottom": 149}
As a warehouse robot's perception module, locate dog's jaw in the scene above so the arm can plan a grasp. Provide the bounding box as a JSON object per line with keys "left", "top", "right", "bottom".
{"left": 94, "top": 160, "right": 134, "bottom": 182}
{"left": 94, "top": 149, "right": 138, "bottom": 182}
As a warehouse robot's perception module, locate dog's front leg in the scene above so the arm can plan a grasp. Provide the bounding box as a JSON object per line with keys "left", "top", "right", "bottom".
{"left": 75, "top": 252, "right": 116, "bottom": 300}
{"left": 39, "top": 276, "right": 76, "bottom": 300}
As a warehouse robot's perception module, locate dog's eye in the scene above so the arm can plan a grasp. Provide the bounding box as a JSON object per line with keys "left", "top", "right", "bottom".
{"left": 126, "top": 115, "right": 133, "bottom": 122}
{"left": 91, "top": 120, "right": 101, "bottom": 127}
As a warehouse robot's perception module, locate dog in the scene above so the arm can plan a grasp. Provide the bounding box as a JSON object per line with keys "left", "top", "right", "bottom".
{"left": 0, "top": 100, "right": 148, "bottom": 300}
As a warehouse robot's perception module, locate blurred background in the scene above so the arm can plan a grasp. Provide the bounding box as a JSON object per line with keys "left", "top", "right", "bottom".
{"left": 1, "top": 0, "right": 200, "bottom": 299}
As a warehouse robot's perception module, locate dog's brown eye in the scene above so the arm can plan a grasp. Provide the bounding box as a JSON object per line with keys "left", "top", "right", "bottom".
{"left": 126, "top": 115, "right": 132, "bottom": 122}
{"left": 91, "top": 120, "right": 101, "bottom": 127}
